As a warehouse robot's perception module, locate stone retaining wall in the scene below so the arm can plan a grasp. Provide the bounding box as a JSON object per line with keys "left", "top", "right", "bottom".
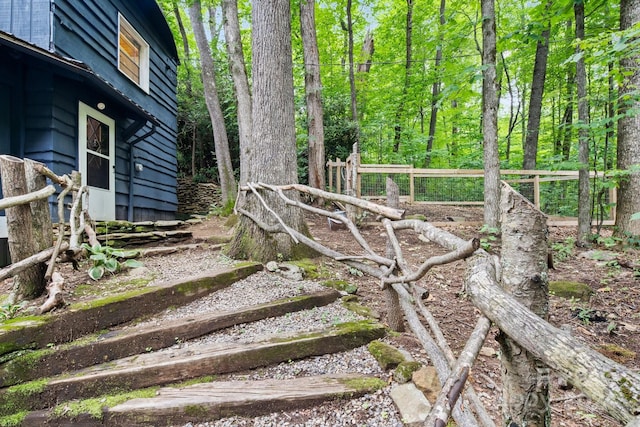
{"left": 177, "top": 179, "right": 221, "bottom": 215}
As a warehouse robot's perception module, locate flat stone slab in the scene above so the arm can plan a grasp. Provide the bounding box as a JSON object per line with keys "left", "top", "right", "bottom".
{"left": 0, "top": 263, "right": 262, "bottom": 356}
{"left": 0, "top": 320, "right": 386, "bottom": 416}
{"left": 0, "top": 289, "right": 341, "bottom": 386}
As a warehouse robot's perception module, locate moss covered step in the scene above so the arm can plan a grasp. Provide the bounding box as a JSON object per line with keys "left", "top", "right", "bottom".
{"left": 0, "top": 320, "right": 386, "bottom": 418}
{"left": 0, "top": 263, "right": 262, "bottom": 356}
{"left": 103, "top": 374, "right": 384, "bottom": 426}
{"left": 0, "top": 289, "right": 341, "bottom": 387}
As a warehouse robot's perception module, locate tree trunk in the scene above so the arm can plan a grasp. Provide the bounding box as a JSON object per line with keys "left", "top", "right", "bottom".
{"left": 300, "top": 0, "right": 326, "bottom": 194}
{"left": 346, "top": 0, "right": 359, "bottom": 151}
{"left": 24, "top": 159, "right": 53, "bottom": 254}
{"left": 575, "top": 0, "right": 592, "bottom": 244}
{"left": 222, "top": 0, "right": 252, "bottom": 186}
{"left": 522, "top": 7, "right": 550, "bottom": 201}
{"left": 188, "top": 0, "right": 237, "bottom": 204}
{"left": 228, "top": 0, "right": 310, "bottom": 262}
{"left": 498, "top": 183, "right": 550, "bottom": 426}
{"left": 426, "top": 0, "right": 445, "bottom": 166}
{"left": 392, "top": 0, "right": 414, "bottom": 154}
{"left": 481, "top": 0, "right": 500, "bottom": 229}
{"left": 0, "top": 155, "right": 44, "bottom": 300}
{"left": 615, "top": 0, "right": 640, "bottom": 237}
{"left": 384, "top": 177, "right": 404, "bottom": 332}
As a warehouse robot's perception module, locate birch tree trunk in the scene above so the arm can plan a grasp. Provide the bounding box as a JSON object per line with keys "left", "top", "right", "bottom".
{"left": 0, "top": 155, "right": 44, "bottom": 300}
{"left": 188, "top": 0, "right": 237, "bottom": 204}
{"left": 300, "top": 0, "right": 326, "bottom": 194}
{"left": 499, "top": 183, "right": 550, "bottom": 426}
{"left": 481, "top": 0, "right": 500, "bottom": 229}
{"left": 222, "top": 0, "right": 252, "bottom": 186}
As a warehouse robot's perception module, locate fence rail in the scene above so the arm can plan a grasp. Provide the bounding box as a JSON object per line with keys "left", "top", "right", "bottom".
{"left": 326, "top": 158, "right": 616, "bottom": 226}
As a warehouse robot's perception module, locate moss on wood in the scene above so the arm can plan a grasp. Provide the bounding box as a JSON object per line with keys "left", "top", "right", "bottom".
{"left": 367, "top": 341, "right": 406, "bottom": 370}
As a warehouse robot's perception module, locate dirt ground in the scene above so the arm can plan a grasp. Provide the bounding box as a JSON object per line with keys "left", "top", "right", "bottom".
{"left": 190, "top": 203, "right": 640, "bottom": 426}
{"left": 3, "top": 202, "right": 639, "bottom": 426}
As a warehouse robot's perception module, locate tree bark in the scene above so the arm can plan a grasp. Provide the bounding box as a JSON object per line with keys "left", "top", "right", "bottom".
{"left": 188, "top": 0, "right": 237, "bottom": 204}
{"left": 222, "top": 0, "right": 252, "bottom": 186}
{"left": 615, "top": 0, "right": 640, "bottom": 237}
{"left": 392, "top": 0, "right": 414, "bottom": 154}
{"left": 0, "top": 155, "right": 44, "bottom": 300}
{"left": 498, "top": 183, "right": 550, "bottom": 426}
{"left": 300, "top": 0, "right": 326, "bottom": 194}
{"left": 24, "top": 159, "right": 53, "bottom": 254}
{"left": 426, "top": 0, "right": 445, "bottom": 166}
{"left": 384, "top": 177, "right": 404, "bottom": 332}
{"left": 228, "top": 0, "right": 309, "bottom": 262}
{"left": 575, "top": 1, "right": 592, "bottom": 245}
{"left": 481, "top": 0, "right": 500, "bottom": 229}
{"left": 346, "top": 0, "right": 359, "bottom": 152}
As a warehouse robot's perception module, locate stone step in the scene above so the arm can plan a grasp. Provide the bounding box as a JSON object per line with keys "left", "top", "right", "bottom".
{"left": 0, "top": 263, "right": 262, "bottom": 356}
{"left": 0, "top": 320, "right": 386, "bottom": 417}
{"left": 0, "top": 289, "right": 341, "bottom": 387}
{"left": 81, "top": 374, "right": 381, "bottom": 427}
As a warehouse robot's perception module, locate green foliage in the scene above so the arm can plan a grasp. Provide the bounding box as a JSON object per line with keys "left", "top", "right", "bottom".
{"left": 551, "top": 237, "right": 575, "bottom": 261}
{"left": 80, "top": 244, "right": 143, "bottom": 281}
{"left": 0, "top": 302, "right": 26, "bottom": 321}
{"left": 479, "top": 225, "right": 500, "bottom": 251}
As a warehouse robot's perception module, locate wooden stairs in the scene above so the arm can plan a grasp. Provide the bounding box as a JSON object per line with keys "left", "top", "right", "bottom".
{"left": 0, "top": 262, "right": 388, "bottom": 426}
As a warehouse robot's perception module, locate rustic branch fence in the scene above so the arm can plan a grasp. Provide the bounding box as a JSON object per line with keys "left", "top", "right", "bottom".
{"left": 237, "top": 181, "right": 639, "bottom": 427}
{"left": 327, "top": 155, "right": 617, "bottom": 226}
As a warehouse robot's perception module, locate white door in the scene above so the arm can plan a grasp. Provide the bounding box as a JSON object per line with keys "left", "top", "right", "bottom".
{"left": 78, "top": 102, "right": 116, "bottom": 220}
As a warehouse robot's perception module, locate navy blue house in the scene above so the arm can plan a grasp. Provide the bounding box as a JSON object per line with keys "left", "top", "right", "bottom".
{"left": 0, "top": 0, "right": 179, "bottom": 225}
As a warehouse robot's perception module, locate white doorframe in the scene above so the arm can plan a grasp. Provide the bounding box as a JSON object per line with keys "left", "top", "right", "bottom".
{"left": 78, "top": 102, "right": 116, "bottom": 220}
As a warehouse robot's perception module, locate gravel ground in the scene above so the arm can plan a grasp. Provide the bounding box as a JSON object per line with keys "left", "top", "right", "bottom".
{"left": 129, "top": 251, "right": 411, "bottom": 427}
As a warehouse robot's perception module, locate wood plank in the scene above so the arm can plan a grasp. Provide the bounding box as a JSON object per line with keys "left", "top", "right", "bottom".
{"left": 0, "top": 289, "right": 341, "bottom": 386}
{"left": 105, "top": 374, "right": 383, "bottom": 426}
{"left": 0, "top": 321, "right": 385, "bottom": 416}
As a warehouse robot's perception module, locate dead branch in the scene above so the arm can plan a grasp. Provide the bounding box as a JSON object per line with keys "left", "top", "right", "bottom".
{"left": 46, "top": 180, "right": 75, "bottom": 281}
{"left": 427, "top": 317, "right": 492, "bottom": 426}
{"left": 39, "top": 271, "right": 65, "bottom": 314}
{"left": 627, "top": 416, "right": 640, "bottom": 427}
{"left": 32, "top": 163, "right": 69, "bottom": 186}
{"left": 247, "top": 183, "right": 299, "bottom": 244}
{"left": 0, "top": 185, "right": 56, "bottom": 211}
{"left": 0, "top": 243, "right": 69, "bottom": 283}
{"left": 243, "top": 182, "right": 406, "bottom": 219}
{"left": 69, "top": 185, "right": 89, "bottom": 248}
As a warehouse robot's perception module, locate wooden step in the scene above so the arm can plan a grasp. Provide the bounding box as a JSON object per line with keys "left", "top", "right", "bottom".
{"left": 0, "top": 289, "right": 341, "bottom": 386}
{"left": 0, "top": 320, "right": 386, "bottom": 417}
{"left": 0, "top": 263, "right": 262, "bottom": 356}
{"left": 103, "top": 374, "right": 384, "bottom": 426}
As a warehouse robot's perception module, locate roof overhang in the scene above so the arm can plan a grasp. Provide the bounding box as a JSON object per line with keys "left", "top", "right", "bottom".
{"left": 0, "top": 30, "right": 160, "bottom": 127}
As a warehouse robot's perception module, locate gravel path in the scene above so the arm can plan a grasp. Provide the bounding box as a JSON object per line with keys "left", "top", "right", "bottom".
{"left": 132, "top": 250, "right": 409, "bottom": 427}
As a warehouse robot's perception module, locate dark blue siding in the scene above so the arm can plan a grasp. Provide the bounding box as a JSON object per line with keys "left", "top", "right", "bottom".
{"left": 0, "top": 0, "right": 50, "bottom": 48}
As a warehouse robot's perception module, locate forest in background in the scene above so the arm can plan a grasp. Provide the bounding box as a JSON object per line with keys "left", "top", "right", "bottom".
{"left": 159, "top": 0, "right": 634, "bottom": 181}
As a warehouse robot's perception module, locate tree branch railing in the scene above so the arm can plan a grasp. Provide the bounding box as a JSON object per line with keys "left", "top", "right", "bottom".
{"left": 238, "top": 182, "right": 640, "bottom": 426}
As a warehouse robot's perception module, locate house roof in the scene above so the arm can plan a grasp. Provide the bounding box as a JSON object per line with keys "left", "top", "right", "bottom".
{"left": 0, "top": 29, "right": 160, "bottom": 126}
{"left": 139, "top": 0, "right": 179, "bottom": 63}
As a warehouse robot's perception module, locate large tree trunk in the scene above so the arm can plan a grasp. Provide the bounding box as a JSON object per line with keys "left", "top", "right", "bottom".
{"left": 481, "top": 0, "right": 500, "bottom": 229}
{"left": 575, "top": 0, "right": 592, "bottom": 245}
{"left": 222, "top": 0, "right": 252, "bottom": 186}
{"left": 188, "top": 0, "right": 237, "bottom": 204}
{"left": 425, "top": 0, "right": 444, "bottom": 166}
{"left": 227, "top": 0, "right": 310, "bottom": 262}
{"left": 498, "top": 183, "right": 550, "bottom": 426}
{"left": 384, "top": 177, "right": 404, "bottom": 332}
{"left": 300, "top": 0, "right": 326, "bottom": 194}
{"left": 0, "top": 155, "right": 44, "bottom": 301}
{"left": 346, "top": 0, "right": 359, "bottom": 153}
{"left": 615, "top": 0, "right": 640, "bottom": 237}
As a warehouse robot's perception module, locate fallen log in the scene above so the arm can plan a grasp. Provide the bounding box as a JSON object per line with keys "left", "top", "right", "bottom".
{"left": 0, "top": 185, "right": 56, "bottom": 211}
{"left": 39, "top": 271, "right": 65, "bottom": 314}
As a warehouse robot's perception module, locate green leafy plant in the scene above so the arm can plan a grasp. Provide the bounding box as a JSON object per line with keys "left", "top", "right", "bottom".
{"left": 0, "top": 301, "right": 26, "bottom": 320}
{"left": 551, "top": 237, "right": 575, "bottom": 261}
{"left": 479, "top": 225, "right": 500, "bottom": 251}
{"left": 81, "top": 244, "right": 143, "bottom": 281}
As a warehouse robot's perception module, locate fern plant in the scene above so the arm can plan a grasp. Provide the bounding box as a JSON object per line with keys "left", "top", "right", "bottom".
{"left": 81, "top": 243, "right": 143, "bottom": 280}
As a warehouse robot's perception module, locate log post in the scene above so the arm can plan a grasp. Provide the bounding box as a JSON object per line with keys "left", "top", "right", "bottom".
{"left": 384, "top": 176, "right": 404, "bottom": 332}
{"left": 24, "top": 159, "right": 53, "bottom": 253}
{"left": 498, "top": 182, "right": 550, "bottom": 426}
{"left": 0, "top": 155, "right": 44, "bottom": 300}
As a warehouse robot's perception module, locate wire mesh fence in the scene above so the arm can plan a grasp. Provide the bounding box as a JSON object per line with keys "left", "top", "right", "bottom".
{"left": 326, "top": 160, "right": 616, "bottom": 225}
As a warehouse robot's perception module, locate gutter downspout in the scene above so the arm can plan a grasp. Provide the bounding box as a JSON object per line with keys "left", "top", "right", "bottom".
{"left": 126, "top": 121, "right": 156, "bottom": 222}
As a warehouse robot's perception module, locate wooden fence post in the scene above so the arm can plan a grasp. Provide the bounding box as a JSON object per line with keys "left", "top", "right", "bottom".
{"left": 0, "top": 155, "right": 45, "bottom": 300}
{"left": 24, "top": 159, "right": 53, "bottom": 254}
{"left": 498, "top": 182, "right": 550, "bottom": 426}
